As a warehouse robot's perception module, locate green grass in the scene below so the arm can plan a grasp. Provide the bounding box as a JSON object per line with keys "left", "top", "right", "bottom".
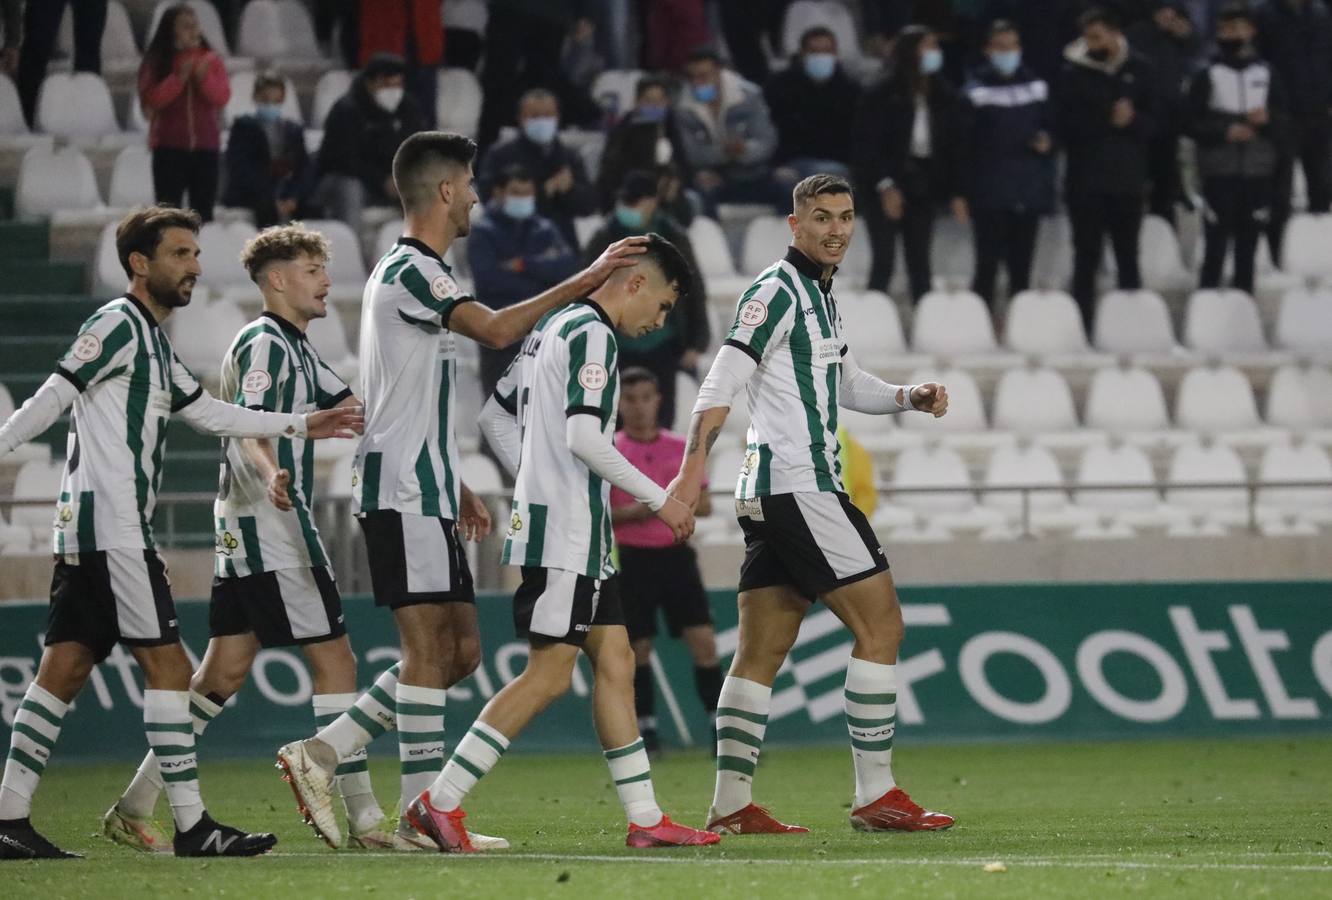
{"left": 6, "top": 738, "right": 1331, "bottom": 899}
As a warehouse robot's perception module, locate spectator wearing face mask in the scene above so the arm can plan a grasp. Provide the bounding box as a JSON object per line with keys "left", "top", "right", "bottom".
{"left": 957, "top": 20, "right": 1057, "bottom": 309}
{"left": 597, "top": 75, "right": 694, "bottom": 222}
{"left": 478, "top": 88, "right": 599, "bottom": 249}
{"left": 222, "top": 72, "right": 314, "bottom": 227}
{"left": 468, "top": 164, "right": 581, "bottom": 397}
{"left": 1187, "top": 3, "right": 1289, "bottom": 294}
{"left": 581, "top": 170, "right": 709, "bottom": 427}
{"left": 313, "top": 52, "right": 426, "bottom": 236}
{"left": 765, "top": 26, "right": 861, "bottom": 188}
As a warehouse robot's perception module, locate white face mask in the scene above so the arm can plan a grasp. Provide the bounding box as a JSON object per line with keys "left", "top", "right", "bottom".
{"left": 373, "top": 86, "right": 404, "bottom": 112}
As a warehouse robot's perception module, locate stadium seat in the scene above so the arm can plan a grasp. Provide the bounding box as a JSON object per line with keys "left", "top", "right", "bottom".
{"left": 374, "top": 218, "right": 406, "bottom": 260}
{"left": 990, "top": 366, "right": 1087, "bottom": 439}
{"left": 443, "top": 0, "right": 488, "bottom": 34}
{"left": 741, "top": 215, "right": 794, "bottom": 275}
{"left": 574, "top": 215, "right": 604, "bottom": 248}
{"left": 1255, "top": 440, "right": 1332, "bottom": 523}
{"left": 900, "top": 366, "right": 989, "bottom": 434}
{"left": 169, "top": 294, "right": 248, "bottom": 378}
{"left": 225, "top": 71, "right": 303, "bottom": 127}
{"left": 838, "top": 227, "right": 874, "bottom": 288}
{"left": 438, "top": 68, "right": 483, "bottom": 138}
{"left": 197, "top": 221, "right": 257, "bottom": 294}
{"left": 1092, "top": 289, "right": 1178, "bottom": 354}
{"left": 1084, "top": 365, "right": 1178, "bottom": 437}
{"left": 687, "top": 215, "right": 751, "bottom": 302}
{"left": 910, "top": 289, "right": 997, "bottom": 356}
{"left": 591, "top": 69, "right": 645, "bottom": 123}
{"left": 58, "top": 1, "right": 138, "bottom": 72}
{"left": 838, "top": 406, "right": 905, "bottom": 454}
{"left": 34, "top": 72, "right": 120, "bottom": 141}
{"left": 838, "top": 291, "right": 907, "bottom": 360}
{"left": 237, "top": 0, "right": 319, "bottom": 59}
{"left": 305, "top": 309, "right": 357, "bottom": 378}
{"left": 1274, "top": 286, "right": 1332, "bottom": 354}
{"left": 12, "top": 459, "right": 63, "bottom": 536}
{"left": 1174, "top": 364, "right": 1262, "bottom": 433}
{"left": 1134, "top": 214, "right": 1192, "bottom": 292}
{"left": 0, "top": 73, "right": 30, "bottom": 135}
{"left": 147, "top": 1, "right": 230, "bottom": 57}
{"left": 1265, "top": 363, "right": 1332, "bottom": 429}
{"left": 302, "top": 219, "right": 367, "bottom": 289}
{"left": 312, "top": 70, "right": 354, "bottom": 128}
{"left": 1182, "top": 289, "right": 1267, "bottom": 354}
{"left": 890, "top": 443, "right": 974, "bottom": 514}
{"left": 1281, "top": 213, "right": 1332, "bottom": 281}
{"left": 0, "top": 382, "right": 13, "bottom": 420}
{"left": 1030, "top": 213, "right": 1073, "bottom": 288}
{"left": 1164, "top": 441, "right": 1249, "bottom": 527}
{"left": 1003, "top": 289, "right": 1088, "bottom": 355}
{"left": 108, "top": 143, "right": 154, "bottom": 208}
{"left": 1073, "top": 443, "right": 1179, "bottom": 530}
{"left": 15, "top": 143, "right": 102, "bottom": 220}
{"left": 460, "top": 453, "right": 503, "bottom": 496}
{"left": 981, "top": 441, "right": 1068, "bottom": 512}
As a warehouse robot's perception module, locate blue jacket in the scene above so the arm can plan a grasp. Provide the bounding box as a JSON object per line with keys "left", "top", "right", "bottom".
{"left": 958, "top": 63, "right": 1057, "bottom": 214}
{"left": 467, "top": 203, "right": 579, "bottom": 310}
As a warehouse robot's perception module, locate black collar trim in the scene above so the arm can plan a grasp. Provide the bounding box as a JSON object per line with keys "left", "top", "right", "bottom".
{"left": 784, "top": 246, "right": 836, "bottom": 287}
{"left": 122, "top": 293, "right": 160, "bottom": 330}
{"left": 576, "top": 299, "right": 614, "bottom": 329}
{"left": 396, "top": 237, "right": 450, "bottom": 271}
{"left": 261, "top": 310, "right": 305, "bottom": 339}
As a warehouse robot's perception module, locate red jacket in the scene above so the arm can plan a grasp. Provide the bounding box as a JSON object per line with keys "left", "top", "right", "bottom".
{"left": 358, "top": 0, "right": 444, "bottom": 67}
{"left": 138, "top": 48, "right": 231, "bottom": 151}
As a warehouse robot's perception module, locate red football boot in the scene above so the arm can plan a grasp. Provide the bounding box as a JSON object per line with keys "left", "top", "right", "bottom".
{"left": 706, "top": 803, "right": 810, "bottom": 835}
{"left": 626, "top": 815, "right": 722, "bottom": 848}
{"left": 849, "top": 787, "right": 954, "bottom": 832}
{"left": 404, "top": 791, "right": 476, "bottom": 853}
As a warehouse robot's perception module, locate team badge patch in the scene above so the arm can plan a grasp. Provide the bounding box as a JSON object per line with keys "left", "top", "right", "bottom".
{"left": 217, "top": 531, "right": 239, "bottom": 556}
{"left": 509, "top": 511, "right": 523, "bottom": 534}
{"left": 241, "top": 370, "right": 272, "bottom": 394}
{"left": 739, "top": 299, "right": 768, "bottom": 327}
{"left": 431, "top": 274, "right": 458, "bottom": 300}
{"left": 578, "top": 362, "right": 608, "bottom": 391}
{"left": 71, "top": 333, "right": 102, "bottom": 362}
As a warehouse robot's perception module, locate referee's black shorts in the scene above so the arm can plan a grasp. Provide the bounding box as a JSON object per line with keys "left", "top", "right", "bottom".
{"left": 618, "top": 543, "right": 712, "bottom": 641}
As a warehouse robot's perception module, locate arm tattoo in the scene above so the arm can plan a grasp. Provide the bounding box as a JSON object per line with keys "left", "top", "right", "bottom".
{"left": 687, "top": 420, "right": 722, "bottom": 455}
{"left": 704, "top": 426, "right": 720, "bottom": 453}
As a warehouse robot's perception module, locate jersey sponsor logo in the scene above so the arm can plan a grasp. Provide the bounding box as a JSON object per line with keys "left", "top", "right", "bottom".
{"left": 217, "top": 531, "right": 239, "bottom": 556}
{"left": 71, "top": 333, "right": 103, "bottom": 362}
{"left": 738, "top": 298, "right": 768, "bottom": 327}
{"left": 241, "top": 369, "right": 273, "bottom": 394}
{"left": 578, "top": 362, "right": 609, "bottom": 391}
{"left": 431, "top": 274, "right": 458, "bottom": 300}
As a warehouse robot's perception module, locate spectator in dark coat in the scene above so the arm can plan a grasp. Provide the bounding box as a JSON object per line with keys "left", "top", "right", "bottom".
{"left": 1187, "top": 4, "right": 1289, "bottom": 294}
{"left": 853, "top": 26, "right": 965, "bottom": 302}
{"left": 1254, "top": 0, "right": 1332, "bottom": 262}
{"left": 581, "top": 171, "right": 709, "bottom": 428}
{"left": 1127, "top": 0, "right": 1201, "bottom": 224}
{"left": 477, "top": 88, "right": 599, "bottom": 250}
{"left": 765, "top": 26, "right": 861, "bottom": 186}
{"left": 1055, "top": 7, "right": 1158, "bottom": 332}
{"left": 222, "top": 72, "right": 314, "bottom": 227}
{"left": 958, "top": 20, "right": 1058, "bottom": 308}
{"left": 596, "top": 75, "right": 693, "bottom": 223}
{"left": 355, "top": 0, "right": 443, "bottom": 127}
{"left": 468, "top": 165, "right": 580, "bottom": 397}
{"left": 979, "top": 0, "right": 1086, "bottom": 85}
{"left": 313, "top": 53, "right": 426, "bottom": 236}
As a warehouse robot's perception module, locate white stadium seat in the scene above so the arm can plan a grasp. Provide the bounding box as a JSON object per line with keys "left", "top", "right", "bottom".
{"left": 1274, "top": 286, "right": 1332, "bottom": 354}
{"left": 305, "top": 309, "right": 356, "bottom": 377}
{"left": 688, "top": 215, "right": 751, "bottom": 302}
{"left": 741, "top": 215, "right": 793, "bottom": 275}
{"left": 591, "top": 69, "right": 645, "bottom": 122}
{"left": 312, "top": 70, "right": 354, "bottom": 128}
{"left": 911, "top": 289, "right": 997, "bottom": 356}
{"left": 900, "top": 367, "right": 988, "bottom": 433}
{"left": 838, "top": 291, "right": 906, "bottom": 360}
{"left": 1092, "top": 289, "right": 1178, "bottom": 354}
{"left": 237, "top": 0, "right": 319, "bottom": 59}
{"left": 374, "top": 218, "right": 406, "bottom": 261}
{"left": 197, "top": 221, "right": 257, "bottom": 293}
{"left": 982, "top": 442, "right": 1067, "bottom": 512}
{"left": 108, "top": 143, "right": 154, "bottom": 208}
{"left": 890, "top": 444, "right": 974, "bottom": 513}
{"left": 225, "top": 71, "right": 303, "bottom": 127}
{"left": 12, "top": 459, "right": 64, "bottom": 535}
{"left": 438, "top": 68, "right": 483, "bottom": 138}
{"left": 169, "top": 295, "right": 248, "bottom": 378}
{"left": 1004, "top": 289, "right": 1088, "bottom": 355}
{"left": 1074, "top": 442, "right": 1160, "bottom": 512}
{"left": 1183, "top": 289, "right": 1266, "bottom": 354}
{"left": 1256, "top": 441, "right": 1332, "bottom": 521}
{"left": 991, "top": 366, "right": 1078, "bottom": 435}
{"left": 1164, "top": 442, "right": 1248, "bottom": 525}
{"left": 1084, "top": 365, "right": 1172, "bottom": 434}
{"left": 147, "top": 1, "right": 230, "bottom": 57}
{"left": 302, "top": 219, "right": 367, "bottom": 287}
{"left": 58, "top": 1, "right": 138, "bottom": 72}
{"left": 16, "top": 143, "right": 101, "bottom": 220}
{"left": 460, "top": 453, "right": 503, "bottom": 496}
{"left": 1135, "top": 214, "right": 1192, "bottom": 292}
{"left": 0, "top": 73, "right": 30, "bottom": 135}
{"left": 1281, "top": 213, "right": 1332, "bottom": 281}
{"left": 1266, "top": 364, "right": 1332, "bottom": 429}
{"left": 94, "top": 221, "right": 126, "bottom": 296}
{"left": 35, "top": 72, "right": 120, "bottom": 141}
{"left": 1174, "top": 365, "right": 1261, "bottom": 433}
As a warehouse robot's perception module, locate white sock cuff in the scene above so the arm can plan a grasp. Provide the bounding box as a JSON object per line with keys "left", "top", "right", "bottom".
{"left": 846, "top": 657, "right": 896, "bottom": 691}
{"left": 24, "top": 682, "right": 69, "bottom": 717}
{"left": 189, "top": 690, "right": 223, "bottom": 718}
{"left": 470, "top": 720, "right": 510, "bottom": 751}
{"left": 396, "top": 683, "right": 447, "bottom": 705}
{"left": 312, "top": 693, "right": 357, "bottom": 716}
{"left": 719, "top": 676, "right": 772, "bottom": 709}
{"left": 143, "top": 689, "right": 190, "bottom": 717}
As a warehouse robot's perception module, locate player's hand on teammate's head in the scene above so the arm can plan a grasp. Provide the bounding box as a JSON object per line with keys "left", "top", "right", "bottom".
{"left": 657, "top": 494, "right": 696, "bottom": 544}
{"left": 910, "top": 383, "right": 948, "bottom": 418}
{"left": 575, "top": 235, "right": 649, "bottom": 293}
{"left": 305, "top": 405, "right": 365, "bottom": 439}
{"left": 267, "top": 469, "right": 294, "bottom": 511}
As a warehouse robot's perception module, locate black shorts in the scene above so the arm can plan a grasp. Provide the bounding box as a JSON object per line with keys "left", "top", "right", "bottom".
{"left": 736, "top": 492, "right": 889, "bottom": 600}
{"left": 618, "top": 544, "right": 712, "bottom": 641}
{"left": 210, "top": 566, "right": 346, "bottom": 648}
{"left": 358, "top": 509, "right": 475, "bottom": 608}
{"left": 512, "top": 567, "right": 624, "bottom": 647}
{"left": 46, "top": 549, "right": 179, "bottom": 663}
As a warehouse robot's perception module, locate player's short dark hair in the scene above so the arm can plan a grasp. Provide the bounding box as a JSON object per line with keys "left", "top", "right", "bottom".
{"left": 115, "top": 205, "right": 201, "bottom": 278}
{"left": 618, "top": 170, "right": 658, "bottom": 205}
{"left": 620, "top": 367, "right": 660, "bottom": 390}
{"left": 986, "top": 19, "right": 1019, "bottom": 42}
{"left": 686, "top": 46, "right": 723, "bottom": 67}
{"left": 1078, "top": 6, "right": 1121, "bottom": 31}
{"left": 1217, "top": 2, "right": 1255, "bottom": 25}
{"left": 253, "top": 70, "right": 284, "bottom": 97}
{"left": 639, "top": 233, "right": 692, "bottom": 302}
{"left": 635, "top": 74, "right": 671, "bottom": 99}
{"left": 799, "top": 26, "right": 837, "bottom": 50}
{"left": 518, "top": 87, "right": 558, "bottom": 112}
{"left": 240, "top": 223, "right": 331, "bottom": 283}
{"left": 495, "top": 164, "right": 534, "bottom": 190}
{"left": 793, "top": 173, "right": 853, "bottom": 210}
{"left": 392, "top": 131, "right": 477, "bottom": 213}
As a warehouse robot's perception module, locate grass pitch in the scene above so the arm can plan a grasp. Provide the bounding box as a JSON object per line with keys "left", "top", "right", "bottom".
{"left": 5, "top": 737, "right": 1330, "bottom": 899}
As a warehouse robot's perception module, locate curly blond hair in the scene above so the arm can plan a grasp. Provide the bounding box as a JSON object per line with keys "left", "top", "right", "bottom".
{"left": 240, "top": 223, "right": 332, "bottom": 283}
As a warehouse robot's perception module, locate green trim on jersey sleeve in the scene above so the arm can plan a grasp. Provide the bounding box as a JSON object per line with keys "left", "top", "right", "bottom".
{"left": 726, "top": 276, "right": 795, "bottom": 361}
{"left": 312, "top": 354, "right": 351, "bottom": 408}
{"left": 233, "top": 333, "right": 290, "bottom": 411}
{"left": 57, "top": 315, "right": 136, "bottom": 391}
{"left": 168, "top": 351, "right": 204, "bottom": 412}
{"left": 564, "top": 323, "right": 618, "bottom": 425}
{"left": 399, "top": 263, "right": 466, "bottom": 321}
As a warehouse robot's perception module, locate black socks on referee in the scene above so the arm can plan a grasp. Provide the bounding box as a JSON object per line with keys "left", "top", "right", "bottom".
{"left": 634, "top": 664, "right": 655, "bottom": 722}
{"left": 694, "top": 664, "right": 723, "bottom": 714}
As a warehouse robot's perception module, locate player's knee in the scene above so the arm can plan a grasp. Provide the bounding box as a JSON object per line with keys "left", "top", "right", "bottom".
{"left": 598, "top": 641, "right": 636, "bottom": 685}
{"left": 449, "top": 639, "right": 482, "bottom": 685}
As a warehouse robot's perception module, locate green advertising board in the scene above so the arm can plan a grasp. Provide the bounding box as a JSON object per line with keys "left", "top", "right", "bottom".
{"left": 1, "top": 582, "right": 1330, "bottom": 761}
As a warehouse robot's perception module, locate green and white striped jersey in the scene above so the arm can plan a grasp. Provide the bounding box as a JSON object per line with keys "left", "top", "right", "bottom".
{"left": 498, "top": 302, "right": 620, "bottom": 579}
{"left": 352, "top": 238, "right": 475, "bottom": 519}
{"left": 724, "top": 247, "right": 846, "bottom": 499}
{"left": 214, "top": 312, "right": 353, "bottom": 578}
{"left": 50, "top": 294, "right": 208, "bottom": 554}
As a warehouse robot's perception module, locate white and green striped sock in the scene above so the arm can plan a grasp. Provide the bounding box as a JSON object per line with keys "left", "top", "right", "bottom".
{"left": 316, "top": 663, "right": 399, "bottom": 760}
{"left": 314, "top": 692, "right": 382, "bottom": 834}
{"left": 396, "top": 682, "right": 446, "bottom": 809}
{"left": 712, "top": 676, "right": 771, "bottom": 817}
{"left": 428, "top": 721, "right": 508, "bottom": 811}
{"left": 845, "top": 657, "right": 897, "bottom": 808}
{"left": 604, "top": 738, "right": 663, "bottom": 827}
{"left": 118, "top": 690, "right": 221, "bottom": 818}
{"left": 0, "top": 683, "right": 68, "bottom": 820}
{"left": 144, "top": 689, "right": 204, "bottom": 832}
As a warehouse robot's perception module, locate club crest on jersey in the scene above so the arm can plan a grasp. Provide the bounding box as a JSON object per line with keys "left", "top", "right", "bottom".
{"left": 739, "top": 298, "right": 768, "bottom": 327}
{"left": 578, "top": 362, "right": 608, "bottom": 391}
{"left": 509, "top": 512, "right": 523, "bottom": 534}
{"left": 431, "top": 274, "right": 458, "bottom": 300}
{"left": 241, "top": 369, "right": 272, "bottom": 394}
{"left": 742, "top": 450, "right": 759, "bottom": 474}
{"left": 71, "top": 333, "right": 102, "bottom": 362}
{"left": 217, "top": 531, "right": 239, "bottom": 556}
{"left": 56, "top": 506, "right": 73, "bottom": 528}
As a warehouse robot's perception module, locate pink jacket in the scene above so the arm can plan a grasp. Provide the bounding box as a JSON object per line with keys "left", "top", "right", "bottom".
{"left": 138, "top": 48, "right": 231, "bottom": 151}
